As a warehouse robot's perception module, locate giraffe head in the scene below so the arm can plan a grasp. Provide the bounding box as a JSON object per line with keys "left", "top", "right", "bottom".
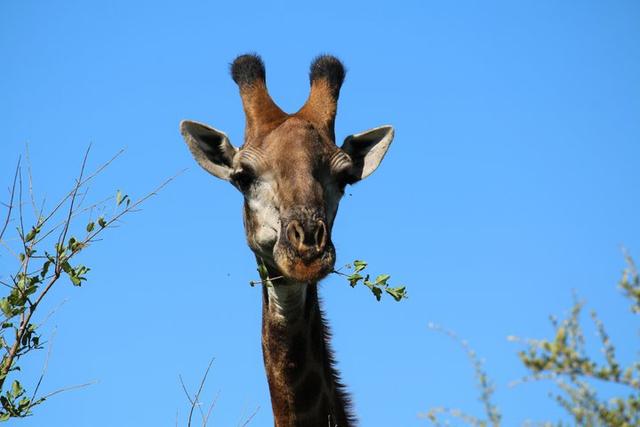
{"left": 181, "top": 54, "right": 393, "bottom": 283}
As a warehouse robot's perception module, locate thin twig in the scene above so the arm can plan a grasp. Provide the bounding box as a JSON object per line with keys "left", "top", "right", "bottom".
{"left": 180, "top": 357, "right": 215, "bottom": 427}
{"left": 36, "top": 380, "right": 97, "bottom": 401}
{"left": 56, "top": 146, "right": 90, "bottom": 266}
{"left": 38, "top": 299, "right": 68, "bottom": 329}
{"left": 18, "top": 167, "right": 26, "bottom": 254}
{"left": 38, "top": 148, "right": 124, "bottom": 229}
{"left": 34, "top": 195, "right": 114, "bottom": 246}
{"left": 194, "top": 358, "right": 215, "bottom": 426}
{"left": 27, "top": 327, "right": 57, "bottom": 412}
{"left": 25, "top": 143, "right": 38, "bottom": 218}
{"left": 249, "top": 275, "right": 283, "bottom": 286}
{"left": 0, "top": 159, "right": 20, "bottom": 243}
{"left": 238, "top": 406, "right": 260, "bottom": 427}
{"left": 203, "top": 390, "right": 220, "bottom": 426}
{"left": 179, "top": 374, "right": 196, "bottom": 427}
{"left": 70, "top": 169, "right": 185, "bottom": 257}
{"left": 0, "top": 239, "right": 20, "bottom": 261}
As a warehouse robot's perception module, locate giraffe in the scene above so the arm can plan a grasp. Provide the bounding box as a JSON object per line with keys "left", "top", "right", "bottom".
{"left": 180, "top": 54, "right": 394, "bottom": 426}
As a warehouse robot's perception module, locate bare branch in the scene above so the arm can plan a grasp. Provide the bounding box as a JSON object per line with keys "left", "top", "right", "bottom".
{"left": 34, "top": 195, "right": 114, "bottom": 246}
{"left": 179, "top": 358, "right": 218, "bottom": 427}
{"left": 56, "top": 146, "right": 90, "bottom": 267}
{"left": 36, "top": 379, "right": 98, "bottom": 402}
{"left": 238, "top": 406, "right": 260, "bottom": 427}
{"left": 70, "top": 169, "right": 186, "bottom": 257}
{"left": 24, "top": 143, "right": 38, "bottom": 218}
{"left": 38, "top": 148, "right": 124, "bottom": 229}
{"left": 203, "top": 390, "right": 220, "bottom": 427}
{"left": 193, "top": 358, "right": 215, "bottom": 426}
{"left": 179, "top": 374, "right": 196, "bottom": 427}
{"left": 0, "top": 159, "right": 20, "bottom": 242}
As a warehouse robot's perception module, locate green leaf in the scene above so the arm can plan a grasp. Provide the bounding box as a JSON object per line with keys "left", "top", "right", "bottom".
{"left": 17, "top": 396, "right": 30, "bottom": 411}
{"left": 55, "top": 243, "right": 65, "bottom": 255}
{"left": 24, "top": 226, "right": 39, "bottom": 243}
{"left": 0, "top": 299, "right": 12, "bottom": 318}
{"left": 60, "top": 260, "right": 72, "bottom": 274}
{"left": 86, "top": 221, "right": 95, "bottom": 232}
{"left": 353, "top": 260, "right": 367, "bottom": 273}
{"left": 116, "top": 190, "right": 129, "bottom": 207}
{"left": 371, "top": 286, "right": 383, "bottom": 301}
{"left": 375, "top": 274, "right": 390, "bottom": 285}
{"left": 257, "top": 261, "right": 269, "bottom": 281}
{"left": 40, "top": 260, "right": 51, "bottom": 279}
{"left": 11, "top": 381, "right": 23, "bottom": 398}
{"left": 385, "top": 286, "right": 407, "bottom": 302}
{"left": 98, "top": 216, "right": 107, "bottom": 228}
{"left": 347, "top": 273, "right": 363, "bottom": 287}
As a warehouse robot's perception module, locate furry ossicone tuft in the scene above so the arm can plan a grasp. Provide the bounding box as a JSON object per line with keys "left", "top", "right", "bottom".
{"left": 309, "top": 55, "right": 346, "bottom": 97}
{"left": 231, "top": 54, "right": 266, "bottom": 86}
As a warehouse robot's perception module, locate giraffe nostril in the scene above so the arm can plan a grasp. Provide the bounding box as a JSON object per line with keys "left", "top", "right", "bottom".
{"left": 315, "top": 220, "right": 326, "bottom": 251}
{"left": 286, "top": 221, "right": 306, "bottom": 251}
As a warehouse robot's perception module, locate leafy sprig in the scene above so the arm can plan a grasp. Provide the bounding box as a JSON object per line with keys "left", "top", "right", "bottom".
{"left": 335, "top": 260, "right": 407, "bottom": 302}
{"left": 248, "top": 259, "right": 408, "bottom": 302}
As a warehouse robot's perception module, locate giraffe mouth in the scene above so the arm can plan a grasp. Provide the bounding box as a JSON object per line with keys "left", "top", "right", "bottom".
{"left": 272, "top": 242, "right": 336, "bottom": 283}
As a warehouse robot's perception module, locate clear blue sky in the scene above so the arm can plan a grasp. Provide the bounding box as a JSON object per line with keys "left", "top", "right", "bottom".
{"left": 1, "top": 1, "right": 639, "bottom": 425}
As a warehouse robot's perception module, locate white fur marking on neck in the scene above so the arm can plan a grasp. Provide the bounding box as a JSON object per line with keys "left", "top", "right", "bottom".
{"left": 267, "top": 282, "right": 308, "bottom": 319}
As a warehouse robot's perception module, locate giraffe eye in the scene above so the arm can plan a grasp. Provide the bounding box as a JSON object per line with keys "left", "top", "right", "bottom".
{"left": 231, "top": 168, "right": 255, "bottom": 191}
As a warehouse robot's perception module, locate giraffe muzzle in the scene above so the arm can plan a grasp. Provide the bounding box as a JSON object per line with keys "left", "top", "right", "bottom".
{"left": 273, "top": 218, "right": 335, "bottom": 282}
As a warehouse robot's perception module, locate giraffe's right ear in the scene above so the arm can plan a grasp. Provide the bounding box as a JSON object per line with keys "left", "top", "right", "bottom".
{"left": 180, "top": 120, "right": 238, "bottom": 181}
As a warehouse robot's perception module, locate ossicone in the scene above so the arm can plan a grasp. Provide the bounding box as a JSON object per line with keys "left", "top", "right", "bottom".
{"left": 231, "top": 54, "right": 266, "bottom": 87}
{"left": 230, "top": 53, "right": 286, "bottom": 139}
{"left": 296, "top": 55, "right": 347, "bottom": 139}
{"left": 309, "top": 55, "right": 346, "bottom": 99}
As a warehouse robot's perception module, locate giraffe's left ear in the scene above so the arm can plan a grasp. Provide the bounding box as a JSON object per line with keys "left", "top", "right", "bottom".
{"left": 341, "top": 125, "right": 394, "bottom": 182}
{"left": 180, "top": 120, "right": 238, "bottom": 181}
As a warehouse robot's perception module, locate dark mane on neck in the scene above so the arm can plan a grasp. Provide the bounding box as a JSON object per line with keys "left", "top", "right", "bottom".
{"left": 261, "top": 283, "right": 356, "bottom": 426}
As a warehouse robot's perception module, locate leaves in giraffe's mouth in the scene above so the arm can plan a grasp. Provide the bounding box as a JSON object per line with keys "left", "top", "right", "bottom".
{"left": 248, "top": 258, "right": 408, "bottom": 303}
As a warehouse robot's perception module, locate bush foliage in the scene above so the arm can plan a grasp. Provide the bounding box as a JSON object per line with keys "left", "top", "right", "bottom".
{"left": 424, "top": 254, "right": 640, "bottom": 427}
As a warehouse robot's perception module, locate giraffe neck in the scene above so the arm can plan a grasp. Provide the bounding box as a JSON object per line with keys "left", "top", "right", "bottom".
{"left": 261, "top": 280, "right": 354, "bottom": 427}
